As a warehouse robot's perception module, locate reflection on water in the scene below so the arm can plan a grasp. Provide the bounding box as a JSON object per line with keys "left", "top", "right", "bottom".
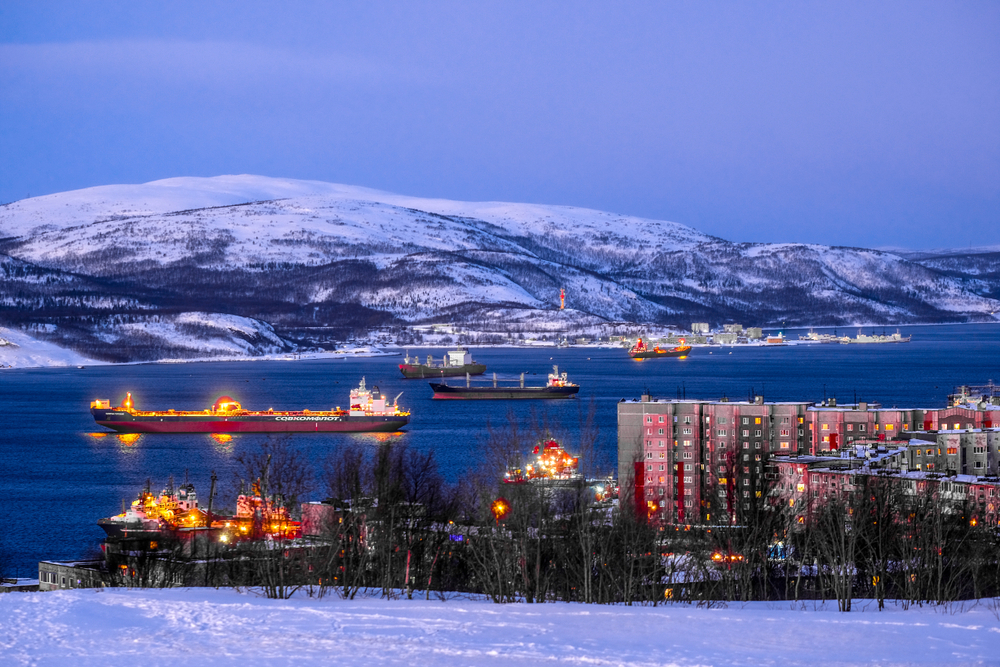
{"left": 88, "top": 432, "right": 108, "bottom": 438}
{"left": 209, "top": 433, "right": 235, "bottom": 453}
{"left": 358, "top": 431, "right": 407, "bottom": 445}
{"left": 116, "top": 433, "right": 142, "bottom": 449}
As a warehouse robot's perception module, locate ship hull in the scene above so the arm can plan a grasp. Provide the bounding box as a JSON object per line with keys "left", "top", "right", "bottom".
{"left": 628, "top": 346, "right": 691, "bottom": 359}
{"left": 399, "top": 363, "right": 487, "bottom": 379}
{"left": 428, "top": 383, "right": 579, "bottom": 399}
{"left": 91, "top": 409, "right": 408, "bottom": 433}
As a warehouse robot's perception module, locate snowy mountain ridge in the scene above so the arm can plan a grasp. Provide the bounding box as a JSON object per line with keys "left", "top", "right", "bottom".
{"left": 0, "top": 175, "right": 997, "bottom": 362}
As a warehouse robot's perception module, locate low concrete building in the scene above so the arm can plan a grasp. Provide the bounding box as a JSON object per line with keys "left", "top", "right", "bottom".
{"left": 38, "top": 560, "right": 105, "bottom": 591}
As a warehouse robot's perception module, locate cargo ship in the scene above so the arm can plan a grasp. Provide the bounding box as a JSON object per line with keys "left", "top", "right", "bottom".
{"left": 90, "top": 378, "right": 409, "bottom": 433}
{"left": 399, "top": 347, "right": 486, "bottom": 379}
{"left": 628, "top": 337, "right": 691, "bottom": 359}
{"left": 839, "top": 329, "right": 911, "bottom": 344}
{"left": 429, "top": 366, "right": 579, "bottom": 399}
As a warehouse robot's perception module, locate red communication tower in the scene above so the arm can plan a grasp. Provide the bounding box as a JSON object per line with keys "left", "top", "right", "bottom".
{"left": 560, "top": 288, "right": 565, "bottom": 310}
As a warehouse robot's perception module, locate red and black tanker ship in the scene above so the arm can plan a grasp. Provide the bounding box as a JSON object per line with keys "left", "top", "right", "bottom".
{"left": 90, "top": 378, "right": 409, "bottom": 433}
{"left": 627, "top": 337, "right": 691, "bottom": 359}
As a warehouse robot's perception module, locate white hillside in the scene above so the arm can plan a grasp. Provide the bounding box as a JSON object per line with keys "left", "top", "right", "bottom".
{"left": 0, "top": 175, "right": 997, "bottom": 332}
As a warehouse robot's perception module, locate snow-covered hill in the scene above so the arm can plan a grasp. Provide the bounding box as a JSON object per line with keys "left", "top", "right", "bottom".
{"left": 0, "top": 175, "right": 997, "bottom": 361}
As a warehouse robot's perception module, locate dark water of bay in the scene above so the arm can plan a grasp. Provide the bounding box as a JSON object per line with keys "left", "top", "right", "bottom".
{"left": 1, "top": 323, "right": 998, "bottom": 577}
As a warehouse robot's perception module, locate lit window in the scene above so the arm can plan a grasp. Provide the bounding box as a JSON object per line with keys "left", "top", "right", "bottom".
{"left": 847, "top": 424, "right": 853, "bottom": 432}
{"left": 887, "top": 424, "right": 894, "bottom": 431}
{"left": 822, "top": 424, "right": 829, "bottom": 430}
{"left": 781, "top": 442, "right": 790, "bottom": 449}
{"left": 755, "top": 418, "right": 761, "bottom": 425}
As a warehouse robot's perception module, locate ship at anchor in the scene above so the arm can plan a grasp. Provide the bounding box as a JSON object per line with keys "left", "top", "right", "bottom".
{"left": 89, "top": 378, "right": 409, "bottom": 433}
{"left": 399, "top": 347, "right": 486, "bottom": 379}
{"left": 429, "top": 366, "right": 579, "bottom": 400}
{"left": 628, "top": 337, "right": 691, "bottom": 359}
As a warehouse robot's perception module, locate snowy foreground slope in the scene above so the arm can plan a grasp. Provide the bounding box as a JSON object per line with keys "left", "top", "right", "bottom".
{"left": 0, "top": 175, "right": 998, "bottom": 363}
{"left": 2, "top": 589, "right": 999, "bottom": 666}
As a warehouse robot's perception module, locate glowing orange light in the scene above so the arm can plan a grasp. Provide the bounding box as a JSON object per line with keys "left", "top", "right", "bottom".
{"left": 210, "top": 433, "right": 232, "bottom": 444}
{"left": 491, "top": 497, "right": 510, "bottom": 521}
{"left": 116, "top": 433, "right": 141, "bottom": 446}
{"left": 89, "top": 432, "right": 108, "bottom": 438}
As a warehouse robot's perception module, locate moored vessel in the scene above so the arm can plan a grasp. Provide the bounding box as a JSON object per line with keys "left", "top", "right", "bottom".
{"left": 839, "top": 328, "right": 911, "bottom": 344}
{"left": 429, "top": 366, "right": 579, "bottom": 400}
{"left": 504, "top": 438, "right": 581, "bottom": 484}
{"left": 399, "top": 347, "right": 486, "bottom": 379}
{"left": 628, "top": 337, "right": 691, "bottom": 359}
{"left": 90, "top": 378, "right": 409, "bottom": 433}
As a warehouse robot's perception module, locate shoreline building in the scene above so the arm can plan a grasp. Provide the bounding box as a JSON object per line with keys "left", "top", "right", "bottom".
{"left": 618, "top": 392, "right": 1000, "bottom": 525}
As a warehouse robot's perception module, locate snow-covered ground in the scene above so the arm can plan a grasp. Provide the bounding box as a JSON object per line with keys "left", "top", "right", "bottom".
{"left": 0, "top": 327, "right": 98, "bottom": 369}
{"left": 1, "top": 588, "right": 998, "bottom": 666}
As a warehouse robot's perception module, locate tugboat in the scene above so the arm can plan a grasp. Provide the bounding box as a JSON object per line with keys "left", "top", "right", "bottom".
{"left": 504, "top": 438, "right": 581, "bottom": 484}
{"left": 98, "top": 477, "right": 300, "bottom": 542}
{"left": 89, "top": 378, "right": 409, "bottom": 433}
{"left": 628, "top": 337, "right": 691, "bottom": 359}
{"left": 399, "top": 347, "right": 486, "bottom": 379}
{"left": 429, "top": 366, "right": 579, "bottom": 399}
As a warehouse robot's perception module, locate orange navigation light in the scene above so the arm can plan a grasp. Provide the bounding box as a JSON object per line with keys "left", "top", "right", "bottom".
{"left": 123, "top": 392, "right": 134, "bottom": 410}
{"left": 491, "top": 497, "right": 510, "bottom": 522}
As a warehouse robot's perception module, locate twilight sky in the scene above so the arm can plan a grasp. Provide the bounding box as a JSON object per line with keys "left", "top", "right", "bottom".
{"left": 1, "top": 2, "right": 997, "bottom": 249}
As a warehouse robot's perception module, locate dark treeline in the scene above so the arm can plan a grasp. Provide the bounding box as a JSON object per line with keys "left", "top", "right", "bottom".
{"left": 101, "top": 424, "right": 1000, "bottom": 609}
